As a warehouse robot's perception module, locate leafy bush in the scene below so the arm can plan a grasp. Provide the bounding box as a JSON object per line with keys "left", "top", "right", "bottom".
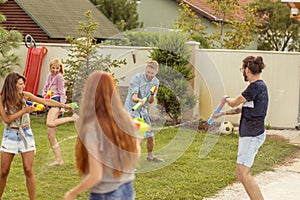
{"left": 150, "top": 32, "right": 197, "bottom": 124}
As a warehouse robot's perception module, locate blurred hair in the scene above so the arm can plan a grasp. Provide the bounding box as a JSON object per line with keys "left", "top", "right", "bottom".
{"left": 0, "top": 72, "right": 25, "bottom": 113}
{"left": 76, "top": 71, "right": 139, "bottom": 179}
{"left": 242, "top": 56, "right": 265, "bottom": 75}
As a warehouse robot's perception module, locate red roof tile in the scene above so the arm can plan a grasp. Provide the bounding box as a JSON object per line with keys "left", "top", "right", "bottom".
{"left": 178, "top": 0, "right": 255, "bottom": 21}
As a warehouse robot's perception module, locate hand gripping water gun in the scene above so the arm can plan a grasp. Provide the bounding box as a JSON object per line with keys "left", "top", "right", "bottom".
{"left": 133, "top": 117, "right": 150, "bottom": 137}
{"left": 44, "top": 90, "right": 52, "bottom": 99}
{"left": 26, "top": 101, "right": 45, "bottom": 111}
{"left": 132, "top": 86, "right": 157, "bottom": 111}
{"left": 207, "top": 100, "right": 226, "bottom": 125}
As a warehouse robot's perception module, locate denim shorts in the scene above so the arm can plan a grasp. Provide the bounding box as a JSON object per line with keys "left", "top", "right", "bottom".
{"left": 49, "top": 96, "right": 64, "bottom": 118}
{"left": 237, "top": 132, "right": 266, "bottom": 168}
{"left": 50, "top": 96, "right": 61, "bottom": 110}
{"left": 1, "top": 127, "right": 36, "bottom": 154}
{"left": 89, "top": 181, "right": 134, "bottom": 200}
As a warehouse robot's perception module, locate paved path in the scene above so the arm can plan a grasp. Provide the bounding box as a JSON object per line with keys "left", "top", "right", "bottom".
{"left": 204, "top": 130, "right": 300, "bottom": 200}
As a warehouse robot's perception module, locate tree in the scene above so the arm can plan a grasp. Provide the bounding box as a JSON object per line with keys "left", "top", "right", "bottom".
{"left": 251, "top": 0, "right": 300, "bottom": 51}
{"left": 64, "top": 10, "right": 126, "bottom": 103}
{"left": 174, "top": 1, "right": 209, "bottom": 48}
{"left": 207, "top": 0, "right": 260, "bottom": 49}
{"left": 150, "top": 32, "right": 197, "bottom": 125}
{"left": 0, "top": 0, "right": 23, "bottom": 77}
{"left": 90, "top": 0, "right": 143, "bottom": 31}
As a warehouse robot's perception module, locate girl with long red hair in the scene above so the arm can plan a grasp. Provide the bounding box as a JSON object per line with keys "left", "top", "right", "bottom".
{"left": 64, "top": 71, "right": 140, "bottom": 200}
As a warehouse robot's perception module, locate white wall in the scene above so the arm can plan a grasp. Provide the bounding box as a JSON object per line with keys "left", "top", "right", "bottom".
{"left": 193, "top": 49, "right": 300, "bottom": 128}
{"left": 6, "top": 42, "right": 300, "bottom": 128}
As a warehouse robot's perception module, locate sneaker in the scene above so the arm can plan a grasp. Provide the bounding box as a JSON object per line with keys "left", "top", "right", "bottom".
{"left": 147, "top": 157, "right": 164, "bottom": 162}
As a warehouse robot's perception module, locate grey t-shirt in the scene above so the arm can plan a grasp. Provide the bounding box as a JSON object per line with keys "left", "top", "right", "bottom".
{"left": 124, "top": 73, "right": 159, "bottom": 119}
{"left": 83, "top": 121, "right": 135, "bottom": 194}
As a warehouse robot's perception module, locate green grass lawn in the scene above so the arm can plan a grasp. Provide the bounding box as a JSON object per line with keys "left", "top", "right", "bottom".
{"left": 0, "top": 115, "right": 298, "bottom": 200}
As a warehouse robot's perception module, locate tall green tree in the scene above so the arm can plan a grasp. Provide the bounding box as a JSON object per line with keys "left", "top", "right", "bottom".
{"left": 64, "top": 10, "right": 126, "bottom": 103}
{"left": 251, "top": 0, "right": 300, "bottom": 51}
{"left": 174, "top": 1, "right": 209, "bottom": 48}
{"left": 150, "top": 32, "right": 197, "bottom": 125}
{"left": 207, "top": 0, "right": 260, "bottom": 49}
{"left": 0, "top": 0, "right": 23, "bottom": 77}
{"left": 90, "top": 0, "right": 143, "bottom": 31}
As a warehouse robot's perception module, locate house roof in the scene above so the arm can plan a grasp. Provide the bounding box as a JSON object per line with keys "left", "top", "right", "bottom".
{"left": 179, "top": 0, "right": 254, "bottom": 21}
{"left": 281, "top": 1, "right": 300, "bottom": 22}
{"left": 14, "top": 0, "right": 120, "bottom": 39}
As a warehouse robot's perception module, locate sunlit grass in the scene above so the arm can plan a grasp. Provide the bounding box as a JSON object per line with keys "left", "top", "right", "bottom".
{"left": 0, "top": 116, "right": 298, "bottom": 200}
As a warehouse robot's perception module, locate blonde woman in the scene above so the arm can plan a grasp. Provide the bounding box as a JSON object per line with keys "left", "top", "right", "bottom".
{"left": 42, "top": 58, "right": 78, "bottom": 166}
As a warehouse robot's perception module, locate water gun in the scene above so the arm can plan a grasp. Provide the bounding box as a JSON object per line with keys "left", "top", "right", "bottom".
{"left": 133, "top": 117, "right": 150, "bottom": 137}
{"left": 69, "top": 102, "right": 79, "bottom": 109}
{"left": 132, "top": 86, "right": 157, "bottom": 111}
{"left": 207, "top": 101, "right": 226, "bottom": 125}
{"left": 26, "top": 101, "right": 45, "bottom": 111}
{"left": 44, "top": 90, "right": 52, "bottom": 99}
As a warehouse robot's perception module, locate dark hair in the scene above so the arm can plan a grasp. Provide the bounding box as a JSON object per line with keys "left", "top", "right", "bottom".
{"left": 0, "top": 72, "right": 26, "bottom": 113}
{"left": 242, "top": 56, "right": 265, "bottom": 74}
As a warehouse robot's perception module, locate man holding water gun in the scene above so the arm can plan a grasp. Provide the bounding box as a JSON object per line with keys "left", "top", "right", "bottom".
{"left": 125, "top": 60, "right": 164, "bottom": 162}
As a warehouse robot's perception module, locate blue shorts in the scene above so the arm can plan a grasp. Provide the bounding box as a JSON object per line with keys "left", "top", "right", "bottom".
{"left": 50, "top": 96, "right": 63, "bottom": 117}
{"left": 50, "top": 96, "right": 61, "bottom": 110}
{"left": 1, "top": 127, "right": 36, "bottom": 154}
{"left": 237, "top": 132, "right": 266, "bottom": 168}
{"left": 89, "top": 181, "right": 134, "bottom": 200}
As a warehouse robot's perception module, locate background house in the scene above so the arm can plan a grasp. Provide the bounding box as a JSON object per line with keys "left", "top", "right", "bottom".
{"left": 281, "top": 0, "right": 300, "bottom": 21}
{"left": 137, "top": 0, "right": 215, "bottom": 31}
{"left": 137, "top": 0, "right": 254, "bottom": 29}
{"left": 137, "top": 0, "right": 179, "bottom": 29}
{"left": 137, "top": 0, "right": 257, "bottom": 49}
{"left": 0, "top": 0, "right": 120, "bottom": 43}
